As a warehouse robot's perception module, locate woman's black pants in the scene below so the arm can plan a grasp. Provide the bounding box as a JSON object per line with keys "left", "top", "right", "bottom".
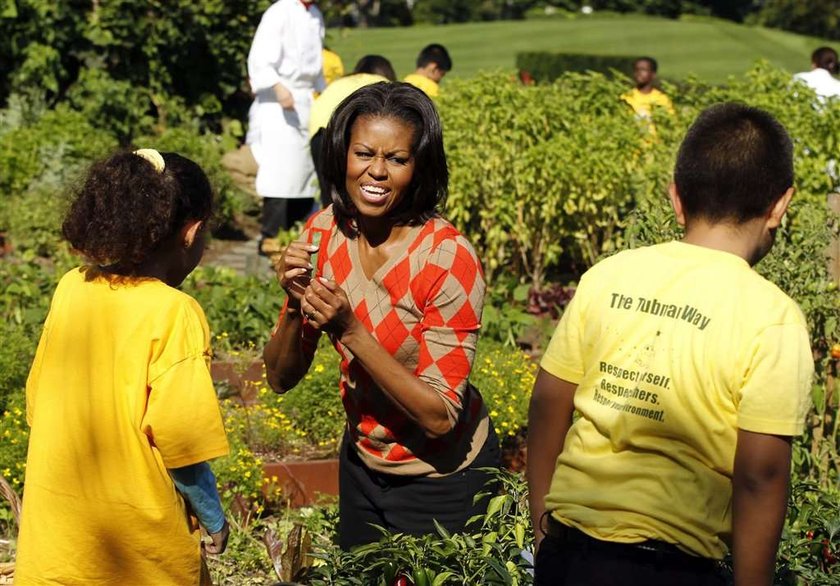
{"left": 337, "top": 426, "right": 500, "bottom": 551}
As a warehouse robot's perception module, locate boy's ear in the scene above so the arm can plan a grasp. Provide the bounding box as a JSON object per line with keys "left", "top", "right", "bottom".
{"left": 181, "top": 219, "right": 204, "bottom": 248}
{"left": 767, "top": 187, "right": 795, "bottom": 229}
{"left": 668, "top": 182, "right": 686, "bottom": 227}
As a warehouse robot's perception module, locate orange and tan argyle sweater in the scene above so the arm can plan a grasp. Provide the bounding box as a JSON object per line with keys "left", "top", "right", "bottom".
{"left": 295, "top": 207, "right": 490, "bottom": 476}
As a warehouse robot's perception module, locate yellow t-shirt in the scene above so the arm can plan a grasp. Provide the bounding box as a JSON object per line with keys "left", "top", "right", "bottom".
{"left": 16, "top": 268, "right": 229, "bottom": 585}
{"left": 621, "top": 87, "right": 674, "bottom": 117}
{"left": 322, "top": 48, "right": 345, "bottom": 86}
{"left": 309, "top": 73, "right": 390, "bottom": 137}
{"left": 404, "top": 73, "right": 440, "bottom": 98}
{"left": 540, "top": 242, "right": 813, "bottom": 559}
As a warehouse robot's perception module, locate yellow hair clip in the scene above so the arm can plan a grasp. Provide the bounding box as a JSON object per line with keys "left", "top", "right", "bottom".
{"left": 133, "top": 148, "right": 165, "bottom": 173}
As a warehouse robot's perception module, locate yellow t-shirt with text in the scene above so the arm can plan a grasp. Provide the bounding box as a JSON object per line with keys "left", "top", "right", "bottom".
{"left": 16, "top": 268, "right": 229, "bottom": 585}
{"left": 404, "top": 73, "right": 440, "bottom": 98}
{"left": 541, "top": 242, "right": 812, "bottom": 559}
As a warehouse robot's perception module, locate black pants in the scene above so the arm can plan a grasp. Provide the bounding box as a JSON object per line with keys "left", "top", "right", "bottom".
{"left": 337, "top": 425, "right": 501, "bottom": 550}
{"left": 260, "top": 197, "right": 314, "bottom": 239}
{"left": 535, "top": 519, "right": 726, "bottom": 586}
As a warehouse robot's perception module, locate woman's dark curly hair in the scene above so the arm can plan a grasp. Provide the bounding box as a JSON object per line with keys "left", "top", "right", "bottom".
{"left": 320, "top": 82, "right": 448, "bottom": 236}
{"left": 62, "top": 151, "right": 213, "bottom": 272}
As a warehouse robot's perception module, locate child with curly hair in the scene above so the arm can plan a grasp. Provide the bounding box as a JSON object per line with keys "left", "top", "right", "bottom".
{"left": 16, "top": 150, "right": 230, "bottom": 585}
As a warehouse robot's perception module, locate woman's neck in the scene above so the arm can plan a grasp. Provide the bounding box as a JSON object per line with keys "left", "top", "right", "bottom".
{"left": 357, "top": 217, "right": 409, "bottom": 248}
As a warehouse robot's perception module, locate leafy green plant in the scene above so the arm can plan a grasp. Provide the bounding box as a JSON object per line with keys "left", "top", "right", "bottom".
{"left": 516, "top": 51, "right": 637, "bottom": 83}
{"left": 0, "top": 0, "right": 273, "bottom": 125}
{"left": 66, "top": 68, "right": 156, "bottom": 144}
{"left": 471, "top": 340, "right": 536, "bottom": 439}
{"left": 182, "top": 266, "right": 280, "bottom": 349}
{"left": 440, "top": 70, "right": 664, "bottom": 288}
{"left": 0, "top": 190, "right": 67, "bottom": 258}
{"left": 482, "top": 280, "right": 536, "bottom": 347}
{"left": 303, "top": 468, "right": 534, "bottom": 585}
{"left": 0, "top": 322, "right": 35, "bottom": 413}
{"left": 757, "top": 199, "right": 840, "bottom": 488}
{"left": 207, "top": 515, "right": 277, "bottom": 585}
{"left": 0, "top": 391, "right": 30, "bottom": 494}
{"left": 0, "top": 105, "right": 115, "bottom": 199}
{"left": 777, "top": 479, "right": 840, "bottom": 584}
{"left": 0, "top": 253, "right": 74, "bottom": 337}
{"left": 262, "top": 341, "right": 345, "bottom": 458}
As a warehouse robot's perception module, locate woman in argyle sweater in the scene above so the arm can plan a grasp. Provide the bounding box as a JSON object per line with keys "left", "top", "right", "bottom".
{"left": 264, "top": 82, "right": 499, "bottom": 549}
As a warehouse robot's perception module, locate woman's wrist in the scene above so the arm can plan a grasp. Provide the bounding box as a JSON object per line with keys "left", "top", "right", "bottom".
{"left": 338, "top": 317, "right": 366, "bottom": 347}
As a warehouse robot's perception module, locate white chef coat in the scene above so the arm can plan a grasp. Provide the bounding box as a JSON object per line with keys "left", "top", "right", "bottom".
{"left": 247, "top": 0, "right": 325, "bottom": 198}
{"left": 793, "top": 68, "right": 840, "bottom": 100}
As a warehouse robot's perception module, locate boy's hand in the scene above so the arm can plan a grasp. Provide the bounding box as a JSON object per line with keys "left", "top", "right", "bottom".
{"left": 204, "top": 520, "right": 230, "bottom": 555}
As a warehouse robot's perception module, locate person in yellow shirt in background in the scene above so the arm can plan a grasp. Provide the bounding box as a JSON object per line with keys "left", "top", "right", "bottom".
{"left": 310, "top": 54, "right": 396, "bottom": 207}
{"left": 621, "top": 56, "right": 674, "bottom": 118}
{"left": 322, "top": 46, "right": 345, "bottom": 86}
{"left": 527, "top": 104, "right": 813, "bottom": 586}
{"left": 16, "top": 149, "right": 231, "bottom": 585}
{"left": 404, "top": 43, "right": 452, "bottom": 98}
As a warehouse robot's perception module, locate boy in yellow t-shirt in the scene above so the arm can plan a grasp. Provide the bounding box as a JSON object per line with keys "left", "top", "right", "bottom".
{"left": 621, "top": 56, "right": 674, "bottom": 118}
{"left": 404, "top": 43, "right": 452, "bottom": 98}
{"left": 527, "top": 104, "right": 813, "bottom": 586}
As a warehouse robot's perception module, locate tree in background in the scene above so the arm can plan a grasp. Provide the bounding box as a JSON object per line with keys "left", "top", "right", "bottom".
{"left": 579, "top": 0, "right": 758, "bottom": 21}
{"left": 0, "top": 0, "right": 275, "bottom": 139}
{"left": 756, "top": 0, "right": 840, "bottom": 41}
{"left": 412, "top": 0, "right": 542, "bottom": 23}
{"left": 320, "top": 0, "right": 414, "bottom": 27}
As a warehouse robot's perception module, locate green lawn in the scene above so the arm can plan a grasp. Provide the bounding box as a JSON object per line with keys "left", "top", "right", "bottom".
{"left": 327, "top": 13, "right": 829, "bottom": 84}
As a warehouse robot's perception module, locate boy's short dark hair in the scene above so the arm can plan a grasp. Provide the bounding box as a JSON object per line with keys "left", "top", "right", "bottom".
{"left": 353, "top": 54, "right": 396, "bottom": 81}
{"left": 811, "top": 46, "right": 838, "bottom": 74}
{"left": 635, "top": 56, "right": 658, "bottom": 72}
{"left": 416, "top": 43, "right": 452, "bottom": 72}
{"left": 674, "top": 103, "right": 793, "bottom": 223}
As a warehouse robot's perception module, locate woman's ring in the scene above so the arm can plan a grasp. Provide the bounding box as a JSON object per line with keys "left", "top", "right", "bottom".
{"left": 306, "top": 311, "right": 316, "bottom": 321}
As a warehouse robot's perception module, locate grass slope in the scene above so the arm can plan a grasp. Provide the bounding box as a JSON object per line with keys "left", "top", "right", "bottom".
{"left": 327, "top": 13, "right": 828, "bottom": 84}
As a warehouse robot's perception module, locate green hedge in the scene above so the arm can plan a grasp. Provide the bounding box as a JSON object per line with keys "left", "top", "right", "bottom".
{"left": 0, "top": 98, "right": 249, "bottom": 255}
{"left": 439, "top": 62, "right": 840, "bottom": 287}
{"left": 0, "top": 1, "right": 273, "bottom": 126}
{"left": 516, "top": 51, "right": 637, "bottom": 82}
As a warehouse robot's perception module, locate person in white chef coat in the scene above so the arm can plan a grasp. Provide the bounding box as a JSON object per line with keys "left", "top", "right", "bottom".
{"left": 248, "top": 0, "right": 325, "bottom": 255}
